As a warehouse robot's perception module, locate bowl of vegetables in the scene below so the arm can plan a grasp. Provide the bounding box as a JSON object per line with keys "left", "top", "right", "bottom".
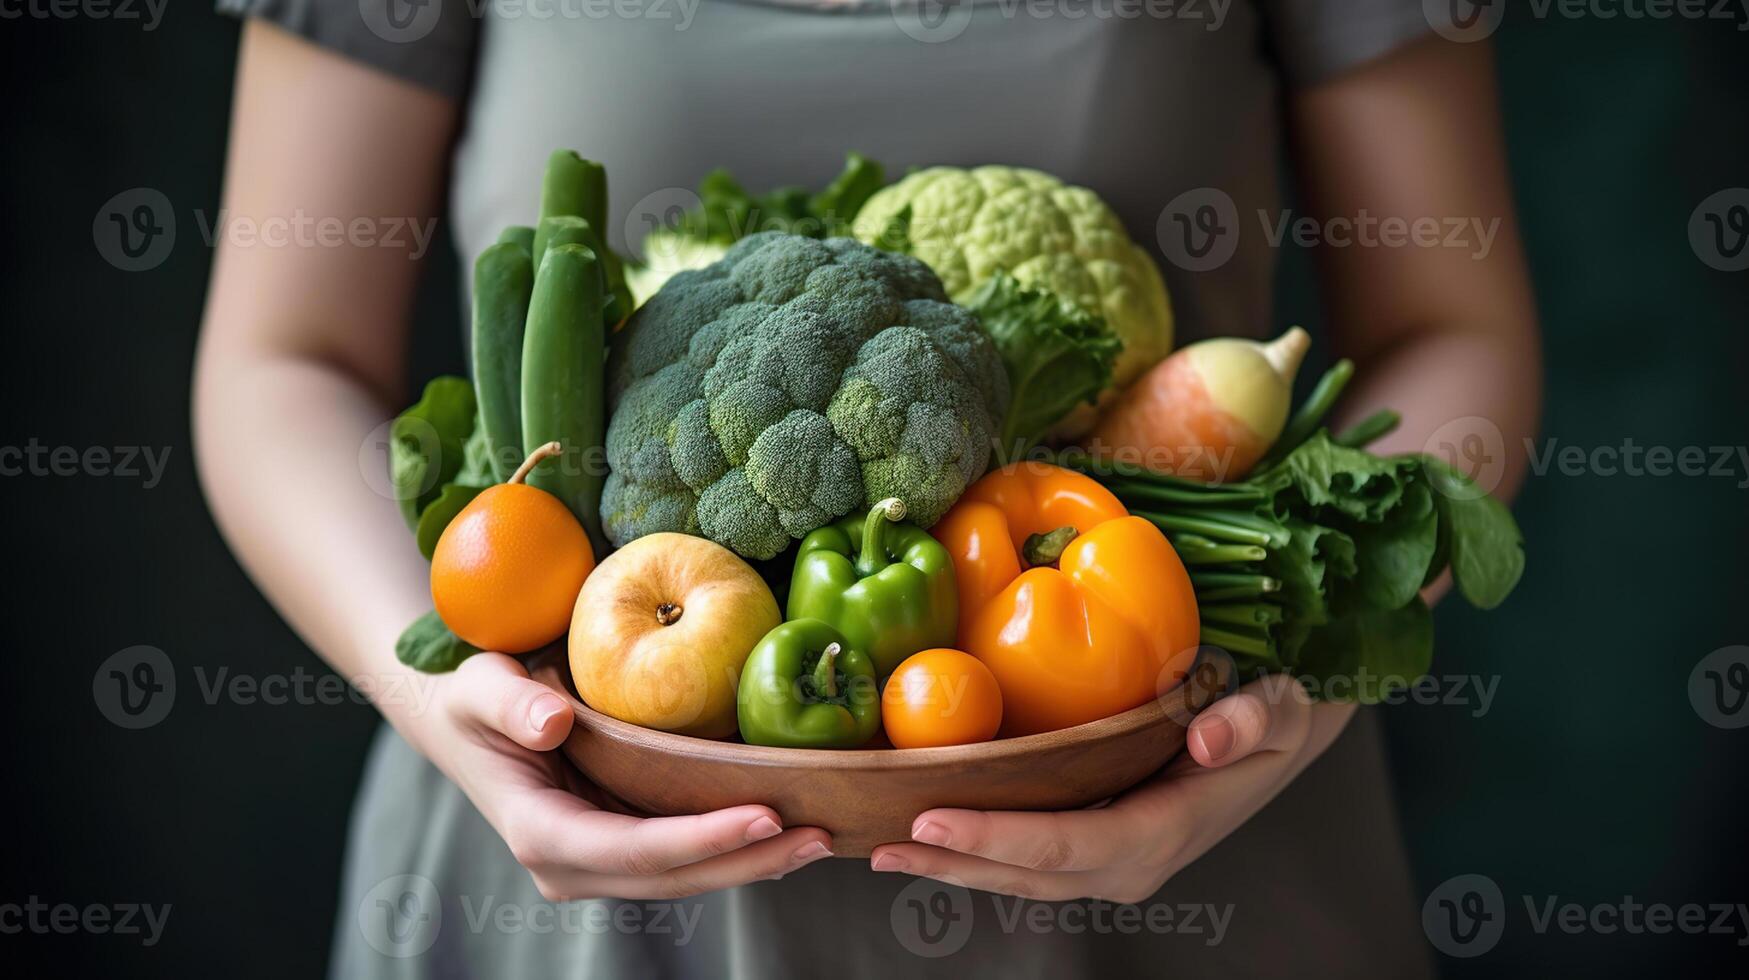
{"left": 390, "top": 150, "right": 1527, "bottom": 860}
{"left": 529, "top": 647, "right": 1232, "bottom": 857}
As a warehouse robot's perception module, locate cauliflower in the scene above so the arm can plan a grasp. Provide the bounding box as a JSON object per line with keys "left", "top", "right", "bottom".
{"left": 602, "top": 232, "right": 1010, "bottom": 559}
{"left": 851, "top": 166, "right": 1173, "bottom": 432}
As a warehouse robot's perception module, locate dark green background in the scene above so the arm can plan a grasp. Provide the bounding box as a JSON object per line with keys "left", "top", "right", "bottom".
{"left": 2, "top": 9, "right": 1744, "bottom": 978}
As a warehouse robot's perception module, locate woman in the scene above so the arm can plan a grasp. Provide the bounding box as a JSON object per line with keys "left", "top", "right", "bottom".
{"left": 195, "top": 2, "right": 1540, "bottom": 976}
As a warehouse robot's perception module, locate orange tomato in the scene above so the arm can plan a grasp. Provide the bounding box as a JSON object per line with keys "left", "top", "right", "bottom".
{"left": 882, "top": 648, "right": 1003, "bottom": 749}
{"left": 431, "top": 443, "right": 595, "bottom": 653}
{"left": 933, "top": 462, "right": 1200, "bottom": 737}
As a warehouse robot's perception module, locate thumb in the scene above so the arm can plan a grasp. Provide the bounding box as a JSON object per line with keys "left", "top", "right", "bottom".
{"left": 1186, "top": 673, "right": 1311, "bottom": 768}
{"left": 450, "top": 652, "right": 575, "bottom": 751}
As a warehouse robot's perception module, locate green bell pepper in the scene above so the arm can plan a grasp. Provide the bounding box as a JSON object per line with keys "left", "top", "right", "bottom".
{"left": 737, "top": 619, "right": 881, "bottom": 749}
{"left": 787, "top": 497, "right": 959, "bottom": 677}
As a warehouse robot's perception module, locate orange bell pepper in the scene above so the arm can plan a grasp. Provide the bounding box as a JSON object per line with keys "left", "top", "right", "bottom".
{"left": 933, "top": 462, "right": 1200, "bottom": 737}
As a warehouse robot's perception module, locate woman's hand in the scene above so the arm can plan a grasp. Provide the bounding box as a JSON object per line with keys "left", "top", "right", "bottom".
{"left": 867, "top": 674, "right": 1339, "bottom": 903}
{"left": 396, "top": 653, "right": 834, "bottom": 901}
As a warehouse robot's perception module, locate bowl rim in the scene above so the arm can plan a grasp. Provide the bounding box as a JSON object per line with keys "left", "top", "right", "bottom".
{"left": 528, "top": 649, "right": 1231, "bottom": 771}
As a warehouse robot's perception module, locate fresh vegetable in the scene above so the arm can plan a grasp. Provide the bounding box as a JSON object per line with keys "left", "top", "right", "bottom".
{"left": 471, "top": 242, "right": 535, "bottom": 483}
{"left": 628, "top": 152, "right": 885, "bottom": 301}
{"left": 1062, "top": 361, "right": 1526, "bottom": 701}
{"left": 965, "top": 271, "right": 1123, "bottom": 459}
{"left": 388, "top": 376, "right": 480, "bottom": 530}
{"left": 569, "top": 531, "right": 780, "bottom": 738}
{"left": 431, "top": 443, "right": 595, "bottom": 654}
{"left": 736, "top": 619, "right": 881, "bottom": 749}
{"left": 1088, "top": 327, "right": 1310, "bottom": 482}
{"left": 882, "top": 648, "right": 1003, "bottom": 749}
{"left": 851, "top": 165, "right": 1172, "bottom": 436}
{"left": 521, "top": 243, "right": 610, "bottom": 558}
{"left": 932, "top": 462, "right": 1201, "bottom": 737}
{"left": 602, "top": 232, "right": 1011, "bottom": 560}
{"left": 394, "top": 609, "right": 482, "bottom": 674}
{"left": 532, "top": 150, "right": 633, "bottom": 325}
{"left": 786, "top": 497, "right": 958, "bottom": 678}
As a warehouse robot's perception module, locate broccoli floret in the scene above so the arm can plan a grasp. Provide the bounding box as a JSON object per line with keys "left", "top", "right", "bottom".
{"left": 603, "top": 232, "right": 1010, "bottom": 559}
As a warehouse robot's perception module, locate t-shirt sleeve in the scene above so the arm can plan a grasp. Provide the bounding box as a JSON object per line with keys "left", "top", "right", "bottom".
{"left": 1259, "top": 0, "right": 1439, "bottom": 88}
{"left": 217, "top": 0, "right": 479, "bottom": 100}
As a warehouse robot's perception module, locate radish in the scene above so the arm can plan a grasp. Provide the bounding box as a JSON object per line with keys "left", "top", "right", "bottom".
{"left": 1086, "top": 327, "right": 1310, "bottom": 482}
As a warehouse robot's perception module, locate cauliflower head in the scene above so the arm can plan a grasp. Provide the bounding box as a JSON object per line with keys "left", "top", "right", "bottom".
{"left": 602, "top": 232, "right": 1011, "bottom": 559}
{"left": 851, "top": 165, "right": 1172, "bottom": 406}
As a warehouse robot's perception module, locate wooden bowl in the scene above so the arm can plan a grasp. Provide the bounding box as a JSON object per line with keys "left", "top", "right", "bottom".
{"left": 529, "top": 649, "right": 1233, "bottom": 857}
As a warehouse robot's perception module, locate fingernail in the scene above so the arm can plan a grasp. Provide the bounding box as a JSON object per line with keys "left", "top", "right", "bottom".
{"left": 912, "top": 821, "right": 950, "bottom": 847}
{"left": 1194, "top": 715, "right": 1235, "bottom": 762}
{"left": 745, "top": 816, "right": 782, "bottom": 842}
{"left": 528, "top": 694, "right": 566, "bottom": 732}
{"left": 871, "top": 852, "right": 909, "bottom": 872}
{"left": 790, "top": 841, "right": 831, "bottom": 864}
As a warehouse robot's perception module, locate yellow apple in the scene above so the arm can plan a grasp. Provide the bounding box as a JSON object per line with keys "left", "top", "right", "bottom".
{"left": 569, "top": 532, "right": 779, "bottom": 738}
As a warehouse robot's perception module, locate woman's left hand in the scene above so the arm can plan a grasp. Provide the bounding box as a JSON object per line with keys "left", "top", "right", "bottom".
{"left": 869, "top": 674, "right": 1346, "bottom": 903}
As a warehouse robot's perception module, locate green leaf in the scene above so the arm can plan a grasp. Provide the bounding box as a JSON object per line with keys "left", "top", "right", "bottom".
{"left": 1273, "top": 431, "right": 1415, "bottom": 524}
{"left": 1348, "top": 481, "right": 1439, "bottom": 610}
{"left": 395, "top": 610, "right": 480, "bottom": 673}
{"left": 1420, "top": 457, "right": 1526, "bottom": 609}
{"left": 808, "top": 151, "right": 885, "bottom": 233}
{"left": 389, "top": 376, "right": 477, "bottom": 530}
{"left": 415, "top": 483, "right": 487, "bottom": 559}
{"left": 968, "top": 271, "right": 1122, "bottom": 455}
{"left": 1294, "top": 597, "right": 1434, "bottom": 703}
{"left": 1261, "top": 516, "right": 1354, "bottom": 665}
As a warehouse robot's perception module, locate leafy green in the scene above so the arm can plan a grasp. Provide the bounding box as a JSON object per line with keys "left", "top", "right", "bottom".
{"left": 667, "top": 151, "right": 884, "bottom": 245}
{"left": 1295, "top": 598, "right": 1434, "bottom": 703}
{"left": 395, "top": 610, "right": 480, "bottom": 673}
{"left": 1421, "top": 456, "right": 1526, "bottom": 608}
{"left": 966, "top": 271, "right": 1122, "bottom": 458}
{"left": 415, "top": 483, "right": 486, "bottom": 560}
{"left": 1066, "top": 399, "right": 1526, "bottom": 700}
{"left": 389, "top": 376, "right": 476, "bottom": 530}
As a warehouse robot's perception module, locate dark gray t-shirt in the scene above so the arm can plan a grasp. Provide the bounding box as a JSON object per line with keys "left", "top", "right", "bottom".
{"left": 221, "top": 2, "right": 1438, "bottom": 976}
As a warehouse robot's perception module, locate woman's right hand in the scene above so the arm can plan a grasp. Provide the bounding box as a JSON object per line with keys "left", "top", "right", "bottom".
{"left": 396, "top": 653, "right": 834, "bottom": 901}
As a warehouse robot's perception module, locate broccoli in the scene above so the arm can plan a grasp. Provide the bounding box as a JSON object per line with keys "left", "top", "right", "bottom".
{"left": 603, "top": 233, "right": 1010, "bottom": 559}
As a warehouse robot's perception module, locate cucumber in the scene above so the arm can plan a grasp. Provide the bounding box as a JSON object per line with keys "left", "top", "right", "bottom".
{"left": 496, "top": 225, "right": 535, "bottom": 253}
{"left": 532, "top": 150, "right": 634, "bottom": 326}
{"left": 522, "top": 243, "right": 608, "bottom": 556}
{"left": 471, "top": 242, "right": 534, "bottom": 483}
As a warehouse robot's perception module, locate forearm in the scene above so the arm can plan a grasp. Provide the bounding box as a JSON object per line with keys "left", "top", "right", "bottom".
{"left": 193, "top": 349, "right": 431, "bottom": 730}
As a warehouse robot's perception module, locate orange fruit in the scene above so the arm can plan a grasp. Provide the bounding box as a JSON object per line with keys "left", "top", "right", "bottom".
{"left": 882, "top": 648, "right": 1003, "bottom": 749}
{"left": 431, "top": 443, "right": 594, "bottom": 653}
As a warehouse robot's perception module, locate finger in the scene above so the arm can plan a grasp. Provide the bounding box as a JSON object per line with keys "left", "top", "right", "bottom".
{"left": 552, "top": 828, "right": 834, "bottom": 901}
{"left": 1186, "top": 672, "right": 1312, "bottom": 768}
{"left": 868, "top": 844, "right": 1102, "bottom": 903}
{"left": 899, "top": 806, "right": 1145, "bottom": 873}
{"left": 451, "top": 653, "right": 573, "bottom": 751}
{"left": 507, "top": 790, "right": 793, "bottom": 876}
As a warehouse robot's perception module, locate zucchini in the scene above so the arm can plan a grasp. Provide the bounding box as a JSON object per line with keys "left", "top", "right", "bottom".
{"left": 496, "top": 225, "right": 535, "bottom": 253}
{"left": 521, "top": 243, "right": 608, "bottom": 557}
{"left": 532, "top": 150, "right": 634, "bottom": 326}
{"left": 471, "top": 242, "right": 534, "bottom": 483}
